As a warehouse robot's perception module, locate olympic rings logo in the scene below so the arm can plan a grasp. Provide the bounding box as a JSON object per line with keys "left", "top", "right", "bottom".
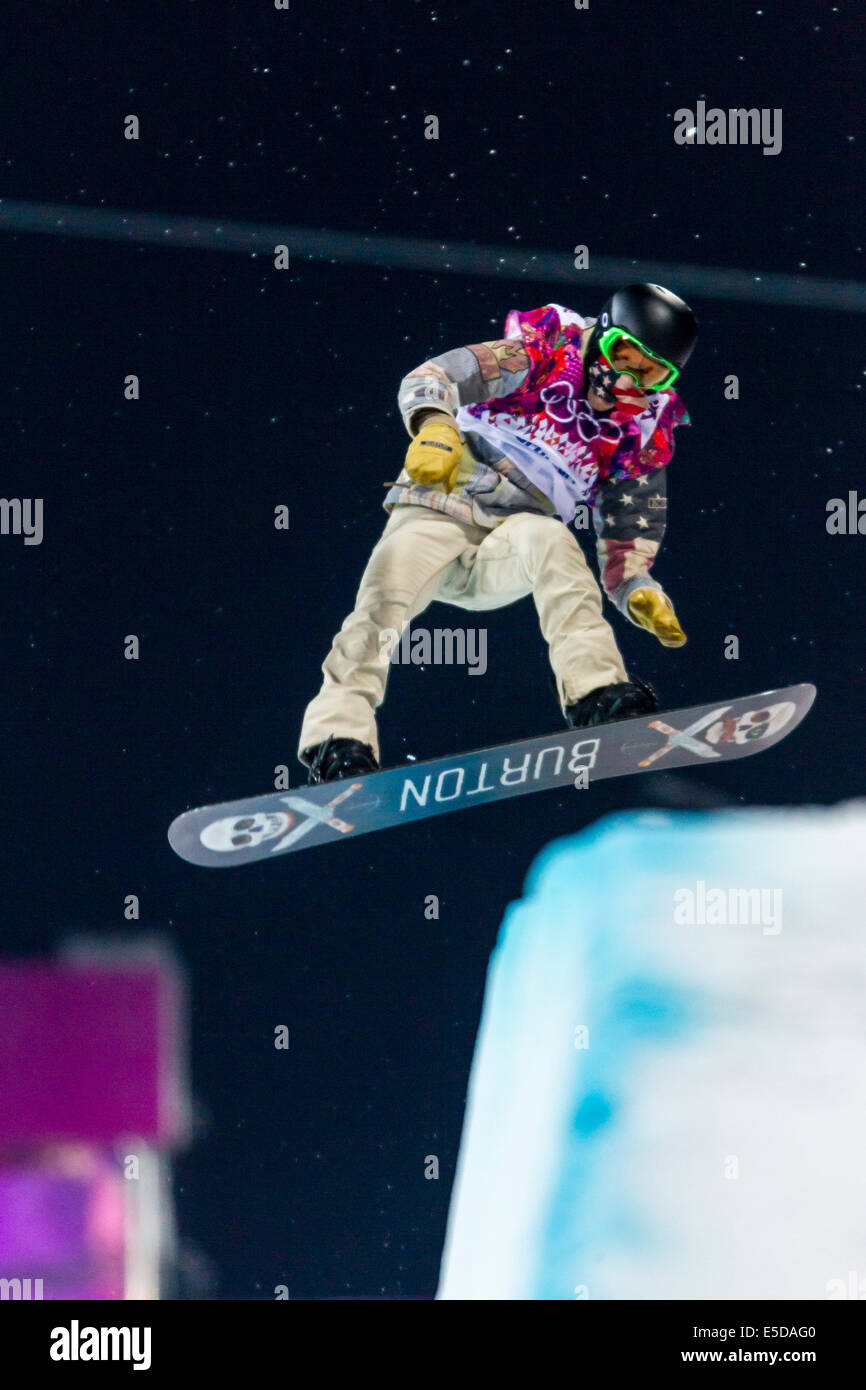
{"left": 538, "top": 382, "right": 625, "bottom": 445}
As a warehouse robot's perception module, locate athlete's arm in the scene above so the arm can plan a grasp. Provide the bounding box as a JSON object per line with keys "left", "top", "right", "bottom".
{"left": 593, "top": 466, "right": 668, "bottom": 606}
{"left": 592, "top": 466, "right": 685, "bottom": 644}
{"left": 398, "top": 338, "right": 529, "bottom": 437}
{"left": 397, "top": 338, "right": 530, "bottom": 491}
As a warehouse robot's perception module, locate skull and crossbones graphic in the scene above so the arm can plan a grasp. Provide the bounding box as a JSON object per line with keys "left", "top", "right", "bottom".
{"left": 199, "top": 782, "right": 363, "bottom": 856}
{"left": 200, "top": 811, "right": 296, "bottom": 853}
{"left": 638, "top": 701, "right": 797, "bottom": 769}
{"left": 704, "top": 701, "right": 797, "bottom": 746}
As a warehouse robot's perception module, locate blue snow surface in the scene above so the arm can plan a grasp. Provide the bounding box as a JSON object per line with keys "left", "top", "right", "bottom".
{"left": 436, "top": 803, "right": 861, "bottom": 1300}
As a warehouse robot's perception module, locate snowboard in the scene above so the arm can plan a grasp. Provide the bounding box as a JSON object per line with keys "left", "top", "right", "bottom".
{"left": 168, "top": 683, "right": 815, "bottom": 868}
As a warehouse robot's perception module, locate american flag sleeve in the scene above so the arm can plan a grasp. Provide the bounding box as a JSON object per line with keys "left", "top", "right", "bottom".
{"left": 592, "top": 466, "right": 670, "bottom": 620}
{"left": 397, "top": 339, "right": 530, "bottom": 435}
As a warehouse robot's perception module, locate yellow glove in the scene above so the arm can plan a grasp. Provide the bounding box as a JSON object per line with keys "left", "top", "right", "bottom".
{"left": 404, "top": 417, "right": 463, "bottom": 491}
{"left": 627, "top": 588, "right": 687, "bottom": 647}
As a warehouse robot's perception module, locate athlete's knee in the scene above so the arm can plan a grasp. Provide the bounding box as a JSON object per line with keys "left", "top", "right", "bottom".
{"left": 507, "top": 514, "right": 581, "bottom": 573}
{"left": 509, "top": 513, "right": 574, "bottom": 547}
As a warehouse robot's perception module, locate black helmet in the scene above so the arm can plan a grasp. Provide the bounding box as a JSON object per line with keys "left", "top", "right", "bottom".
{"left": 587, "top": 283, "right": 698, "bottom": 390}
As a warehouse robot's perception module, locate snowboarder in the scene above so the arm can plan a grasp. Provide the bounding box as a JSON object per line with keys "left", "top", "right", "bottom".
{"left": 299, "top": 283, "right": 697, "bottom": 784}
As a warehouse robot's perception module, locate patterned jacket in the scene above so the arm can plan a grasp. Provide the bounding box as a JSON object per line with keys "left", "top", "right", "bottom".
{"left": 384, "top": 327, "right": 686, "bottom": 620}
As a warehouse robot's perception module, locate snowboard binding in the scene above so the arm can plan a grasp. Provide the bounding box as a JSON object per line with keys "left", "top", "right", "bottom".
{"left": 303, "top": 735, "right": 380, "bottom": 785}
{"left": 565, "top": 678, "right": 659, "bottom": 730}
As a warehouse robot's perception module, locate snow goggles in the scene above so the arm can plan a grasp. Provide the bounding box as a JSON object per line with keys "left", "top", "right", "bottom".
{"left": 597, "top": 326, "right": 680, "bottom": 392}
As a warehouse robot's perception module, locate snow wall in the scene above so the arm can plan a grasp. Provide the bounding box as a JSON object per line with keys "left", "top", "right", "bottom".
{"left": 437, "top": 802, "right": 866, "bottom": 1300}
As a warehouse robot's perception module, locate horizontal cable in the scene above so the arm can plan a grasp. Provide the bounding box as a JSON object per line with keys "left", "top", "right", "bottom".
{"left": 1, "top": 197, "right": 864, "bottom": 312}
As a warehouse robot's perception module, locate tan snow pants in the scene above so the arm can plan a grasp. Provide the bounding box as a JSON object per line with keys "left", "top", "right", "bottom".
{"left": 298, "top": 504, "right": 629, "bottom": 762}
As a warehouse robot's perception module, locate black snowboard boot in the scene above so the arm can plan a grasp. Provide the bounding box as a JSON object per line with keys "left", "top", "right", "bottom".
{"left": 302, "top": 734, "right": 380, "bottom": 785}
{"left": 565, "top": 677, "right": 659, "bottom": 729}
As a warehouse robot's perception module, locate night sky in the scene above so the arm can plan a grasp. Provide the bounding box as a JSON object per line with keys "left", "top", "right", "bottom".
{"left": 1, "top": 0, "right": 863, "bottom": 1298}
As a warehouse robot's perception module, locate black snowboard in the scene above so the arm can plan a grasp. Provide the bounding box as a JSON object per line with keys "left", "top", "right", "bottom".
{"left": 168, "top": 683, "right": 815, "bottom": 868}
